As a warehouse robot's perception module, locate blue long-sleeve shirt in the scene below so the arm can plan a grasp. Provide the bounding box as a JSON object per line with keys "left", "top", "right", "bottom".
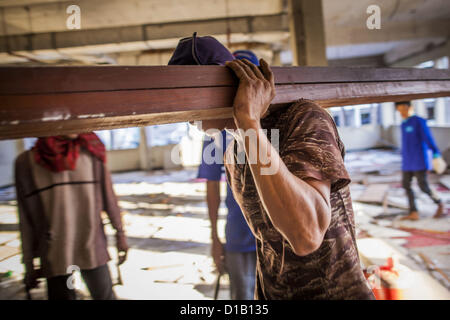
{"left": 400, "top": 115, "right": 440, "bottom": 171}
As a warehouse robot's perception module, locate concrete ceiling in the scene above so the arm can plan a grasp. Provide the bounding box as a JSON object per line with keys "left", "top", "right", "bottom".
{"left": 0, "top": 0, "right": 448, "bottom": 65}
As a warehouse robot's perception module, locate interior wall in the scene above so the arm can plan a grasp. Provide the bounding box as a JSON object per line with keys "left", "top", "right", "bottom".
{"left": 337, "top": 124, "right": 384, "bottom": 151}
{"left": 331, "top": 123, "right": 450, "bottom": 154}
{"left": 106, "top": 149, "right": 140, "bottom": 172}
{"left": 2, "top": 124, "right": 450, "bottom": 187}
{"left": 148, "top": 144, "right": 182, "bottom": 170}
{"left": 107, "top": 144, "right": 184, "bottom": 172}
{"left": 0, "top": 140, "right": 19, "bottom": 187}
{"left": 103, "top": 124, "right": 450, "bottom": 170}
{"left": 383, "top": 125, "right": 450, "bottom": 152}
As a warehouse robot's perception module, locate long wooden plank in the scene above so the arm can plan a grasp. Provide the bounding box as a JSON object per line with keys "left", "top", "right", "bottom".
{"left": 0, "top": 66, "right": 449, "bottom": 140}
{"left": 0, "top": 81, "right": 447, "bottom": 120}
{"left": 1, "top": 66, "right": 449, "bottom": 94}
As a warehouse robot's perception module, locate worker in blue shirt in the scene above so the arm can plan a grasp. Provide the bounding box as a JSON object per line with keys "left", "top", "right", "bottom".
{"left": 195, "top": 49, "right": 259, "bottom": 300}
{"left": 169, "top": 36, "right": 257, "bottom": 299}
{"left": 198, "top": 129, "right": 256, "bottom": 300}
{"left": 395, "top": 101, "right": 444, "bottom": 220}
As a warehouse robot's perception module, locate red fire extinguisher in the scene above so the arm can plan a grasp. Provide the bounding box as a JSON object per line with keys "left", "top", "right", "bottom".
{"left": 364, "top": 257, "right": 404, "bottom": 300}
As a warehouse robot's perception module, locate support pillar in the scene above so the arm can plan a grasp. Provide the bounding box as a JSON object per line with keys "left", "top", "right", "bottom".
{"left": 139, "top": 127, "right": 150, "bottom": 170}
{"left": 288, "top": 0, "right": 327, "bottom": 66}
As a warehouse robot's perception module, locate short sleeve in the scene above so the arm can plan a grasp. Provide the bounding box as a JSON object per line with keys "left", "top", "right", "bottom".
{"left": 280, "top": 102, "right": 351, "bottom": 193}
{"left": 197, "top": 133, "right": 224, "bottom": 181}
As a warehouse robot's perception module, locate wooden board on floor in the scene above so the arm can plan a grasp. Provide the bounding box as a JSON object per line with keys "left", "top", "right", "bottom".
{"left": 1, "top": 66, "right": 450, "bottom": 140}
{"left": 356, "top": 184, "right": 390, "bottom": 204}
{"left": 0, "top": 246, "right": 20, "bottom": 262}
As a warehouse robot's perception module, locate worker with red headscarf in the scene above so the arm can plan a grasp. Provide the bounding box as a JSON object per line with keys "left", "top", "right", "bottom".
{"left": 15, "top": 133, "right": 128, "bottom": 300}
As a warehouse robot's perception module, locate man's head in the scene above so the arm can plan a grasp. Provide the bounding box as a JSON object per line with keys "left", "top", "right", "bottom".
{"left": 169, "top": 33, "right": 236, "bottom": 133}
{"left": 233, "top": 50, "right": 259, "bottom": 66}
{"left": 395, "top": 101, "right": 413, "bottom": 119}
{"left": 169, "top": 32, "right": 235, "bottom": 66}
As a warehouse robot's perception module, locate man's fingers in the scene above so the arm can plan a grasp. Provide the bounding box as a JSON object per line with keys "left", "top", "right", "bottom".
{"left": 235, "top": 59, "right": 257, "bottom": 80}
{"left": 226, "top": 60, "right": 251, "bottom": 81}
{"left": 241, "top": 58, "right": 265, "bottom": 80}
{"left": 260, "top": 58, "right": 275, "bottom": 86}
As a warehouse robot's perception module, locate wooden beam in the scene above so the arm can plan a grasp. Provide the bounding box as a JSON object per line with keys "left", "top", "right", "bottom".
{"left": 1, "top": 66, "right": 449, "bottom": 140}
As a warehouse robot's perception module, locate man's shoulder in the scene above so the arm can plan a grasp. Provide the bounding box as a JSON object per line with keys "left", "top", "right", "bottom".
{"left": 264, "top": 99, "right": 325, "bottom": 128}
{"left": 286, "top": 99, "right": 325, "bottom": 118}
{"left": 411, "top": 115, "right": 426, "bottom": 122}
{"left": 282, "top": 99, "right": 334, "bottom": 132}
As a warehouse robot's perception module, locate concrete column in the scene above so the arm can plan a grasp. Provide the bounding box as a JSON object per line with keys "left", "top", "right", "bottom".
{"left": 414, "top": 100, "right": 427, "bottom": 119}
{"left": 370, "top": 104, "right": 378, "bottom": 125}
{"left": 288, "top": 0, "right": 327, "bottom": 66}
{"left": 272, "top": 50, "right": 282, "bottom": 66}
{"left": 381, "top": 102, "right": 396, "bottom": 127}
{"left": 435, "top": 98, "right": 446, "bottom": 125}
{"left": 354, "top": 108, "right": 362, "bottom": 127}
{"left": 434, "top": 57, "right": 448, "bottom": 125}
{"left": 138, "top": 127, "right": 150, "bottom": 170}
{"left": 343, "top": 108, "right": 355, "bottom": 127}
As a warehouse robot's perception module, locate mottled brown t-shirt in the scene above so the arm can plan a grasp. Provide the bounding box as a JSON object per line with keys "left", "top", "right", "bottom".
{"left": 224, "top": 99, "right": 375, "bottom": 300}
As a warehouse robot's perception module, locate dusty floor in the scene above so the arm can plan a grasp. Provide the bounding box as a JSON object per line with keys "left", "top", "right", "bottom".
{"left": 0, "top": 148, "right": 449, "bottom": 299}
{"left": 0, "top": 168, "right": 232, "bottom": 300}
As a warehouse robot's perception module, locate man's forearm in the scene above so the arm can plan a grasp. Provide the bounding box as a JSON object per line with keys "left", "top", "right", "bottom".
{"left": 206, "top": 181, "right": 221, "bottom": 239}
{"left": 236, "top": 120, "right": 331, "bottom": 256}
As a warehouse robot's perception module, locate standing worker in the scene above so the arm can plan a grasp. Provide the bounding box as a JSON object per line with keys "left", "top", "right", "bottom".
{"left": 198, "top": 130, "right": 257, "bottom": 300}
{"left": 395, "top": 101, "right": 445, "bottom": 220}
{"left": 169, "top": 37, "right": 257, "bottom": 300}
{"left": 15, "top": 133, "right": 128, "bottom": 300}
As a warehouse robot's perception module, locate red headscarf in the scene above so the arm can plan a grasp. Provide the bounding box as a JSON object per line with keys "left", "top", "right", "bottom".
{"left": 32, "top": 133, "right": 106, "bottom": 172}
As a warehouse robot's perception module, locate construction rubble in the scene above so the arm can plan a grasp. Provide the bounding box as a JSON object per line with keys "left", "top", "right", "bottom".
{"left": 0, "top": 148, "right": 449, "bottom": 299}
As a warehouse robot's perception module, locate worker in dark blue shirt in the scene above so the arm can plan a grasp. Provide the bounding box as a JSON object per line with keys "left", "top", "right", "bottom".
{"left": 170, "top": 41, "right": 258, "bottom": 299}
{"left": 198, "top": 130, "right": 256, "bottom": 300}
{"left": 197, "top": 50, "right": 260, "bottom": 300}
{"left": 169, "top": 36, "right": 257, "bottom": 299}
{"left": 198, "top": 50, "right": 259, "bottom": 300}
{"left": 396, "top": 101, "right": 444, "bottom": 220}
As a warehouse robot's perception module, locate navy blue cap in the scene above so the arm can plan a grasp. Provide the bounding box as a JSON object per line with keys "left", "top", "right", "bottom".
{"left": 168, "top": 32, "right": 235, "bottom": 66}
{"left": 233, "top": 50, "right": 259, "bottom": 66}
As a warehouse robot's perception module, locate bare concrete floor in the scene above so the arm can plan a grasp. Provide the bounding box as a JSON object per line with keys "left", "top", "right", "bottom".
{"left": 0, "top": 148, "right": 449, "bottom": 299}
{"left": 0, "top": 168, "right": 231, "bottom": 300}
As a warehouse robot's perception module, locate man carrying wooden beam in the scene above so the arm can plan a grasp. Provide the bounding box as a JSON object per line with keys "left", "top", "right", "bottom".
{"left": 169, "top": 34, "right": 375, "bottom": 299}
